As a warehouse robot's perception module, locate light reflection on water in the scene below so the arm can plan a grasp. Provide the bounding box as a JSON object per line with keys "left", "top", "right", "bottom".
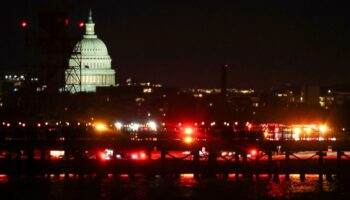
{"left": 0, "top": 174, "right": 8, "bottom": 183}
{"left": 0, "top": 174, "right": 347, "bottom": 200}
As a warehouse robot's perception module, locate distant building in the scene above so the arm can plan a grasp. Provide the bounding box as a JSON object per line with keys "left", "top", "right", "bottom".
{"left": 182, "top": 88, "right": 255, "bottom": 97}
{"left": 271, "top": 85, "right": 320, "bottom": 106}
{"left": 0, "top": 73, "right": 41, "bottom": 95}
{"left": 273, "top": 86, "right": 303, "bottom": 105}
{"left": 319, "top": 86, "right": 350, "bottom": 108}
{"left": 64, "top": 10, "right": 116, "bottom": 93}
{"left": 303, "top": 85, "right": 320, "bottom": 106}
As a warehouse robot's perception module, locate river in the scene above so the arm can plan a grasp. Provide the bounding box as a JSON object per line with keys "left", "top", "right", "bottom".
{"left": 0, "top": 174, "right": 349, "bottom": 199}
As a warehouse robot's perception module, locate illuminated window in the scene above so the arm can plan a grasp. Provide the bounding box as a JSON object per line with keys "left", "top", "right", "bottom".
{"left": 143, "top": 88, "right": 152, "bottom": 93}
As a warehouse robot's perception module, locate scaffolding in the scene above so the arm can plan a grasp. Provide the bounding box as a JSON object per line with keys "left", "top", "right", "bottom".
{"left": 65, "top": 41, "right": 82, "bottom": 93}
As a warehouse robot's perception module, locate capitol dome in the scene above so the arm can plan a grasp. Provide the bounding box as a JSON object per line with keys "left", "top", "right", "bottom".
{"left": 73, "top": 38, "right": 109, "bottom": 57}
{"left": 64, "top": 10, "right": 116, "bottom": 93}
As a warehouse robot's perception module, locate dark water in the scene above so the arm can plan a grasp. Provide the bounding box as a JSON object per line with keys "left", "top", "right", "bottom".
{"left": 0, "top": 174, "right": 349, "bottom": 200}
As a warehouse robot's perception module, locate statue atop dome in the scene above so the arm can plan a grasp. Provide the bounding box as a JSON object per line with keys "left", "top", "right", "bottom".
{"left": 88, "top": 9, "right": 93, "bottom": 23}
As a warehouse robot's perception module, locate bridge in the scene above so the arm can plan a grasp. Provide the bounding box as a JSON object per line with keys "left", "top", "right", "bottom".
{"left": 1, "top": 139, "right": 350, "bottom": 182}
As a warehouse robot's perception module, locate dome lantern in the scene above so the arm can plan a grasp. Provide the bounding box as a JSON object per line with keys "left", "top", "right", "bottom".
{"left": 84, "top": 9, "right": 96, "bottom": 38}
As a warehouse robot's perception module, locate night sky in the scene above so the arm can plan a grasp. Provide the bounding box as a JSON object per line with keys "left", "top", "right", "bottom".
{"left": 1, "top": 0, "right": 350, "bottom": 89}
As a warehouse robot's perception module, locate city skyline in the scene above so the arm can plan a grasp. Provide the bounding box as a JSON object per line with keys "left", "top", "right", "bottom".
{"left": 1, "top": 0, "right": 350, "bottom": 89}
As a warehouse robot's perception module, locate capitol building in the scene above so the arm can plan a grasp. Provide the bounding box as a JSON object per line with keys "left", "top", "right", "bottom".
{"left": 65, "top": 10, "right": 116, "bottom": 93}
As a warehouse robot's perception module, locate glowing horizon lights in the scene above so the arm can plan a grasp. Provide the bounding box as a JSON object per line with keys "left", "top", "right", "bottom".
{"left": 147, "top": 121, "right": 157, "bottom": 131}
{"left": 319, "top": 125, "right": 328, "bottom": 133}
{"left": 95, "top": 123, "right": 108, "bottom": 132}
{"left": 114, "top": 122, "right": 123, "bottom": 130}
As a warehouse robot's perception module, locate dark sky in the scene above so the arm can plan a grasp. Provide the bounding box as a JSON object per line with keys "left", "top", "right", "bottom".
{"left": 2, "top": 0, "right": 350, "bottom": 89}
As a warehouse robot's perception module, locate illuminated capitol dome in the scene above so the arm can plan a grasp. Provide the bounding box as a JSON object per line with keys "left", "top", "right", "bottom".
{"left": 65, "top": 10, "right": 116, "bottom": 93}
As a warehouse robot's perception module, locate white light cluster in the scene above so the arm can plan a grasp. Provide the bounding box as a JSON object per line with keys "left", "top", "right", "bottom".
{"left": 147, "top": 121, "right": 157, "bottom": 131}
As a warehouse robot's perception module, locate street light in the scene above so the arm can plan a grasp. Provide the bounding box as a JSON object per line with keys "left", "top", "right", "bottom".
{"left": 95, "top": 122, "right": 108, "bottom": 132}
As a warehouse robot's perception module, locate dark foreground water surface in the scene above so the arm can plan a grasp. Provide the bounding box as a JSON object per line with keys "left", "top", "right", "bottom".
{"left": 0, "top": 174, "right": 350, "bottom": 200}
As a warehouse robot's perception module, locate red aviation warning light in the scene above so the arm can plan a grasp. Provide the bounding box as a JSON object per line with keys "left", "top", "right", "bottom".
{"left": 79, "top": 21, "right": 84, "bottom": 28}
{"left": 21, "top": 21, "right": 27, "bottom": 28}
